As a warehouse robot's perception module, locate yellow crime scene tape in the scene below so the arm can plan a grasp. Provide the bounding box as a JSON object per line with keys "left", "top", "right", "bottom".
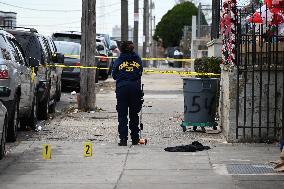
{"left": 45, "top": 55, "right": 219, "bottom": 76}
{"left": 64, "top": 54, "right": 194, "bottom": 62}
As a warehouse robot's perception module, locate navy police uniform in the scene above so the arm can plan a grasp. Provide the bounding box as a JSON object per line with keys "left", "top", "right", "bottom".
{"left": 112, "top": 42, "right": 143, "bottom": 146}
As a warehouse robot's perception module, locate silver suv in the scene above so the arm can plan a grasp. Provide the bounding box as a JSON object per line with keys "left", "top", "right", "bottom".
{"left": 0, "top": 29, "right": 38, "bottom": 142}
{"left": 7, "top": 29, "right": 63, "bottom": 120}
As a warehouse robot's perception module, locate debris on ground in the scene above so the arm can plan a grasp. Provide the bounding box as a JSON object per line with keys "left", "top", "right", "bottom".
{"left": 164, "top": 141, "right": 210, "bottom": 152}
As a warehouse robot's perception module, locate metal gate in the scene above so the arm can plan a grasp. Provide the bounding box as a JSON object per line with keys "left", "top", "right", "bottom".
{"left": 233, "top": 2, "right": 284, "bottom": 141}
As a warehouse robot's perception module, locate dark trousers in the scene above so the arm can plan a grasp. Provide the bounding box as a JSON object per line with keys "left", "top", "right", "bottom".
{"left": 116, "top": 82, "right": 142, "bottom": 140}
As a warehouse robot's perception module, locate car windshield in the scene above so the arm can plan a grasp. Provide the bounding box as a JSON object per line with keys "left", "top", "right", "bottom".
{"left": 52, "top": 33, "right": 81, "bottom": 44}
{"left": 54, "top": 41, "right": 81, "bottom": 55}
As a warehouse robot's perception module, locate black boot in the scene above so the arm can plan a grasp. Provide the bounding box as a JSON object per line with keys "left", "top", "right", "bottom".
{"left": 132, "top": 138, "right": 140, "bottom": 145}
{"left": 118, "top": 139, "right": 127, "bottom": 146}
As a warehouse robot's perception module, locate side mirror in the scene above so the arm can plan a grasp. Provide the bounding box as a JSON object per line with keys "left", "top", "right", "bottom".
{"left": 110, "top": 45, "right": 117, "bottom": 51}
{"left": 29, "top": 57, "right": 40, "bottom": 67}
{"left": 97, "top": 45, "right": 104, "bottom": 51}
{"left": 52, "top": 53, "right": 65, "bottom": 63}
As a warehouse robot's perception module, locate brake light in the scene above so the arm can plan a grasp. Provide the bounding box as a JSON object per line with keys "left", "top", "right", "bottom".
{"left": 0, "top": 65, "right": 8, "bottom": 79}
{"left": 75, "top": 62, "right": 80, "bottom": 67}
{"left": 99, "top": 57, "right": 108, "bottom": 62}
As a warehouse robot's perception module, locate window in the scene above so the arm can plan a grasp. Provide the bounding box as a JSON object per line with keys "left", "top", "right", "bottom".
{"left": 7, "top": 39, "right": 19, "bottom": 63}
{"left": 0, "top": 34, "right": 11, "bottom": 60}
{"left": 38, "top": 36, "right": 50, "bottom": 64}
{"left": 11, "top": 40, "right": 26, "bottom": 66}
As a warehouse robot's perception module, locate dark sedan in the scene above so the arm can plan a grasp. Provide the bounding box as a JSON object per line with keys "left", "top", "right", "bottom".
{"left": 54, "top": 41, "right": 81, "bottom": 90}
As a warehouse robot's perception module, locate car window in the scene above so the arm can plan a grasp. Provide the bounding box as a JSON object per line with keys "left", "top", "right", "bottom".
{"left": 55, "top": 42, "right": 81, "bottom": 55}
{"left": 52, "top": 33, "right": 81, "bottom": 44}
{"left": 12, "top": 33, "right": 42, "bottom": 63}
{"left": 0, "top": 34, "right": 11, "bottom": 60}
{"left": 7, "top": 39, "right": 20, "bottom": 63}
{"left": 47, "top": 38, "right": 56, "bottom": 54}
{"left": 10, "top": 40, "right": 27, "bottom": 66}
{"left": 38, "top": 36, "right": 51, "bottom": 64}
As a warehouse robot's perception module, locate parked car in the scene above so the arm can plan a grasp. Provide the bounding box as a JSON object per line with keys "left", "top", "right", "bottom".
{"left": 52, "top": 31, "right": 113, "bottom": 80}
{"left": 97, "top": 33, "right": 111, "bottom": 49}
{"left": 0, "top": 100, "right": 7, "bottom": 160}
{"left": 45, "top": 36, "right": 63, "bottom": 102}
{"left": 7, "top": 28, "right": 62, "bottom": 120}
{"left": 96, "top": 42, "right": 111, "bottom": 80}
{"left": 0, "top": 28, "right": 39, "bottom": 141}
{"left": 54, "top": 41, "right": 81, "bottom": 90}
{"left": 52, "top": 31, "right": 81, "bottom": 44}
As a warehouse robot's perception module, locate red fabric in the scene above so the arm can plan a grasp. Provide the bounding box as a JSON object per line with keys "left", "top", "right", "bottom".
{"left": 271, "top": 13, "right": 284, "bottom": 25}
{"left": 264, "top": 0, "right": 273, "bottom": 8}
{"left": 249, "top": 12, "right": 263, "bottom": 23}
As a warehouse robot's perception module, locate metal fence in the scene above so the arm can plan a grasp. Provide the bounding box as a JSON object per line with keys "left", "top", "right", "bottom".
{"left": 234, "top": 3, "right": 284, "bottom": 141}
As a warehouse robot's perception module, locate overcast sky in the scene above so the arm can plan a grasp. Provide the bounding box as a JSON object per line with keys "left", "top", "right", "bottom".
{"left": 0, "top": 0, "right": 212, "bottom": 40}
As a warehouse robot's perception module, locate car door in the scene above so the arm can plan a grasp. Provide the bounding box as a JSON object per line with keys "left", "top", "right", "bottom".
{"left": 7, "top": 38, "right": 33, "bottom": 110}
{"left": 46, "top": 37, "right": 61, "bottom": 98}
{"left": 42, "top": 37, "right": 56, "bottom": 99}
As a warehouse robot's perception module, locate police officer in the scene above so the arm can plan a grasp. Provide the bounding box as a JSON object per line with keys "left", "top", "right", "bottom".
{"left": 112, "top": 41, "right": 143, "bottom": 146}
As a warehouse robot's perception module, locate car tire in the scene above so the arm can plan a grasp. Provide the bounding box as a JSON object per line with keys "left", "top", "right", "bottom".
{"left": 26, "top": 95, "right": 37, "bottom": 130}
{"left": 48, "top": 100, "right": 56, "bottom": 114}
{"left": 37, "top": 92, "right": 49, "bottom": 120}
{"left": 55, "top": 81, "right": 61, "bottom": 102}
{"left": 101, "top": 71, "right": 109, "bottom": 80}
{"left": 95, "top": 70, "right": 99, "bottom": 83}
{"left": 7, "top": 96, "right": 19, "bottom": 142}
{"left": 0, "top": 115, "right": 7, "bottom": 160}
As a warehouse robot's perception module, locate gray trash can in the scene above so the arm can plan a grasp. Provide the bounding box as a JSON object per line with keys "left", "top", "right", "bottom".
{"left": 181, "top": 78, "right": 219, "bottom": 131}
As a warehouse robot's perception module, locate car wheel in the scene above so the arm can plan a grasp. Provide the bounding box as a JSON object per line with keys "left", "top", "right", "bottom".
{"left": 101, "top": 71, "right": 109, "bottom": 80}
{"left": 7, "top": 96, "right": 19, "bottom": 142}
{"left": 55, "top": 81, "right": 61, "bottom": 102}
{"left": 48, "top": 100, "right": 56, "bottom": 114}
{"left": 0, "top": 115, "right": 7, "bottom": 160}
{"left": 95, "top": 70, "right": 99, "bottom": 83}
{"left": 37, "top": 92, "right": 49, "bottom": 120}
{"left": 26, "top": 95, "right": 37, "bottom": 130}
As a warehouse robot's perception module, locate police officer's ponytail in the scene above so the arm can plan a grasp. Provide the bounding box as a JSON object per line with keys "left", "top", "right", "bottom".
{"left": 121, "top": 41, "right": 134, "bottom": 54}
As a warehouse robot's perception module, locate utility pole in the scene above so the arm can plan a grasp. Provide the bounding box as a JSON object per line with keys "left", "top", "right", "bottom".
{"left": 80, "top": 0, "right": 97, "bottom": 111}
{"left": 134, "top": 0, "right": 139, "bottom": 52}
{"left": 197, "top": 2, "right": 201, "bottom": 38}
{"left": 121, "top": 0, "right": 128, "bottom": 41}
{"left": 153, "top": 16, "right": 158, "bottom": 68}
{"left": 143, "top": 0, "right": 149, "bottom": 67}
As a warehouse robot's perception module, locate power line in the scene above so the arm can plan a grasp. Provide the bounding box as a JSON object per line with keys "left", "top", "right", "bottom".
{"left": 18, "top": 20, "right": 81, "bottom": 27}
{"left": 0, "top": 1, "right": 81, "bottom": 12}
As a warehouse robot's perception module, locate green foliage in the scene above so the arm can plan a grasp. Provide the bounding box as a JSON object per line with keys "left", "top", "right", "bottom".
{"left": 194, "top": 57, "right": 221, "bottom": 78}
{"left": 154, "top": 2, "right": 207, "bottom": 48}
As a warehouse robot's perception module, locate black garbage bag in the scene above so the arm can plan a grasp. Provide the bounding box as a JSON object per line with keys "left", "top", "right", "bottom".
{"left": 164, "top": 141, "right": 210, "bottom": 152}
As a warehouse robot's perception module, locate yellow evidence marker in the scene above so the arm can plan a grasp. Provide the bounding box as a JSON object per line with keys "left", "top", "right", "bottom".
{"left": 42, "top": 144, "right": 51, "bottom": 160}
{"left": 84, "top": 142, "right": 93, "bottom": 157}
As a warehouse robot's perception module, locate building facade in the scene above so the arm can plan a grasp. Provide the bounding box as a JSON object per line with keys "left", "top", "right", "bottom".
{"left": 0, "top": 11, "right": 17, "bottom": 28}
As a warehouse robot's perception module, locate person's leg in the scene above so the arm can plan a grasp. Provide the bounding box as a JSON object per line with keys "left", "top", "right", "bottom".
{"left": 116, "top": 86, "right": 129, "bottom": 145}
{"left": 129, "top": 84, "right": 142, "bottom": 144}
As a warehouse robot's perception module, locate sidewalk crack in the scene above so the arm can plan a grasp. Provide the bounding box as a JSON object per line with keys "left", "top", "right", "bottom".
{"left": 113, "top": 146, "right": 131, "bottom": 189}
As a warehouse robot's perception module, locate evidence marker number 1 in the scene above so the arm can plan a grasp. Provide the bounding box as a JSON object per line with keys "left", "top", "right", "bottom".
{"left": 42, "top": 144, "right": 51, "bottom": 160}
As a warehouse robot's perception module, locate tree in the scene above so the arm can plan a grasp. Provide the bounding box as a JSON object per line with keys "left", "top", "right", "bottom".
{"left": 80, "top": 0, "right": 97, "bottom": 111}
{"left": 153, "top": 1, "right": 207, "bottom": 48}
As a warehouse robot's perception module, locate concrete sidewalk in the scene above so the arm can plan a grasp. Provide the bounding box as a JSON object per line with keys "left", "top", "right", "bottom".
{"left": 0, "top": 141, "right": 283, "bottom": 189}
